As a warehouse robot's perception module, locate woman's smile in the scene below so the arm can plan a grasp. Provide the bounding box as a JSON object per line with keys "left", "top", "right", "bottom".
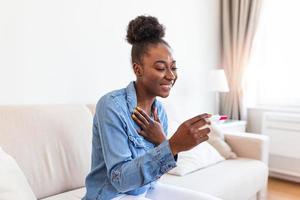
{"left": 160, "top": 83, "right": 173, "bottom": 91}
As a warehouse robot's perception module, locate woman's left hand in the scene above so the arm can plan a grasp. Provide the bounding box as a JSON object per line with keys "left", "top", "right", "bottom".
{"left": 131, "top": 107, "right": 166, "bottom": 146}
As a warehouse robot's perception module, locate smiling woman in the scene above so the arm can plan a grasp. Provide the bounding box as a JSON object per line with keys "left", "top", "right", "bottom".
{"left": 127, "top": 16, "right": 177, "bottom": 101}
{"left": 82, "top": 15, "right": 219, "bottom": 200}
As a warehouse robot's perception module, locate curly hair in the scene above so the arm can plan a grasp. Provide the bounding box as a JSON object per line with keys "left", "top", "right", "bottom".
{"left": 126, "top": 15, "right": 170, "bottom": 64}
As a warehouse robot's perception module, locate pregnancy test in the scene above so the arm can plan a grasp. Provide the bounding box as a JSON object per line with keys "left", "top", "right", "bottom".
{"left": 200, "top": 115, "right": 228, "bottom": 130}
{"left": 209, "top": 115, "right": 228, "bottom": 122}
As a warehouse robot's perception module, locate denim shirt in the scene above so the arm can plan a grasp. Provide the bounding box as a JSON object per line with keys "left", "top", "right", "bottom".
{"left": 83, "top": 82, "right": 177, "bottom": 200}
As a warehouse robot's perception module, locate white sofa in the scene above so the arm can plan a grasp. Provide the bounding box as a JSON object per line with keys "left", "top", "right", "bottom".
{"left": 0, "top": 105, "right": 269, "bottom": 200}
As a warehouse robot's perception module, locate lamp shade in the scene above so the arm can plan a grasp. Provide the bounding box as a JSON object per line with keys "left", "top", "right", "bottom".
{"left": 208, "top": 69, "right": 229, "bottom": 92}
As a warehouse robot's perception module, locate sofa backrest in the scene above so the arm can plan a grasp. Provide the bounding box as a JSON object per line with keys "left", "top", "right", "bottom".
{"left": 0, "top": 105, "right": 93, "bottom": 199}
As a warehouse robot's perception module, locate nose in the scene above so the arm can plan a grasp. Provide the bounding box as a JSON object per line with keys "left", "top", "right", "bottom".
{"left": 165, "top": 68, "right": 176, "bottom": 80}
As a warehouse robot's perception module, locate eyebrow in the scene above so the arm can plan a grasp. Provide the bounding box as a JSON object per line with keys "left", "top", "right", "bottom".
{"left": 153, "top": 60, "right": 176, "bottom": 65}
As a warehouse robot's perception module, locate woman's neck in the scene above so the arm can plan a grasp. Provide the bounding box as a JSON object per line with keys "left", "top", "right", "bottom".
{"left": 134, "top": 81, "right": 155, "bottom": 116}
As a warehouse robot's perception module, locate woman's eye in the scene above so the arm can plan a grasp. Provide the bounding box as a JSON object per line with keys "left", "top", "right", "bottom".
{"left": 155, "top": 66, "right": 177, "bottom": 72}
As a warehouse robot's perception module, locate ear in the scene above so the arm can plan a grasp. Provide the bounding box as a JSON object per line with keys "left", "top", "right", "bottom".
{"left": 133, "top": 63, "right": 143, "bottom": 77}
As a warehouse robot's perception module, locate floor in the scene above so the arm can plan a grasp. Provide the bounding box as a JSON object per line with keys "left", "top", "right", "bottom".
{"left": 267, "top": 177, "right": 300, "bottom": 200}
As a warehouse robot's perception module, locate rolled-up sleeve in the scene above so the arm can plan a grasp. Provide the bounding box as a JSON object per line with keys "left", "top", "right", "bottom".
{"left": 96, "top": 96, "right": 176, "bottom": 193}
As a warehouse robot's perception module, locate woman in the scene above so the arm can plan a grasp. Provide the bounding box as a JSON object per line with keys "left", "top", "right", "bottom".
{"left": 83, "top": 15, "right": 218, "bottom": 200}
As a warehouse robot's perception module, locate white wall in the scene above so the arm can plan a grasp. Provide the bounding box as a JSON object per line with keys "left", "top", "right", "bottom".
{"left": 0, "top": 0, "right": 220, "bottom": 121}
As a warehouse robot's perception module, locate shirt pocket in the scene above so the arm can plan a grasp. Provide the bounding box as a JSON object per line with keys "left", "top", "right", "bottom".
{"left": 128, "top": 135, "right": 150, "bottom": 158}
{"left": 128, "top": 135, "right": 146, "bottom": 148}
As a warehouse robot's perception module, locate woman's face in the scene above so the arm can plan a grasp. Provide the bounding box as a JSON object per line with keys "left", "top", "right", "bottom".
{"left": 134, "top": 43, "right": 177, "bottom": 98}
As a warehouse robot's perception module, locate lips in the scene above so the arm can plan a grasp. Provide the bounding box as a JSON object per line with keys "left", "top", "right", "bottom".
{"left": 160, "top": 83, "right": 173, "bottom": 90}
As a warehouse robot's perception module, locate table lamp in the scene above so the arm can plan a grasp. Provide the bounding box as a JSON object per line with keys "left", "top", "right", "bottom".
{"left": 209, "top": 69, "right": 229, "bottom": 115}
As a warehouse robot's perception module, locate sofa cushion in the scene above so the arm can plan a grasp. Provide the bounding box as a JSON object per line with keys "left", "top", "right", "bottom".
{"left": 168, "top": 142, "right": 225, "bottom": 176}
{"left": 40, "top": 188, "right": 85, "bottom": 200}
{"left": 160, "top": 158, "right": 268, "bottom": 200}
{"left": 208, "top": 123, "right": 237, "bottom": 159}
{"left": 0, "top": 147, "right": 36, "bottom": 200}
{"left": 86, "top": 104, "right": 96, "bottom": 116}
{"left": 0, "top": 105, "right": 93, "bottom": 199}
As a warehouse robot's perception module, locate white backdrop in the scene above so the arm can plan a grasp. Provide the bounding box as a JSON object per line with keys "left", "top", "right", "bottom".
{"left": 0, "top": 0, "right": 220, "bottom": 121}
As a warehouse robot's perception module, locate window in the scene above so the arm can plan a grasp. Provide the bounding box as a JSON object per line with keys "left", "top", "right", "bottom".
{"left": 246, "top": 0, "right": 300, "bottom": 108}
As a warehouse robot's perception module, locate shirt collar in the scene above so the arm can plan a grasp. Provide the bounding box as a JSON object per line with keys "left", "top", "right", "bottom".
{"left": 125, "top": 81, "right": 158, "bottom": 114}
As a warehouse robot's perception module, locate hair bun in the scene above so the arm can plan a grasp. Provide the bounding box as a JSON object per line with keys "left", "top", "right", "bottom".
{"left": 126, "top": 15, "right": 165, "bottom": 45}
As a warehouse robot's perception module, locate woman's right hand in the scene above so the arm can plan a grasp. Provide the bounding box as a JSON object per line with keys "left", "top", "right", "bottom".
{"left": 168, "top": 113, "right": 211, "bottom": 155}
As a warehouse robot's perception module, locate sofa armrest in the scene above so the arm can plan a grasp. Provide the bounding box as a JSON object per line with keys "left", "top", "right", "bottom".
{"left": 224, "top": 132, "right": 269, "bottom": 164}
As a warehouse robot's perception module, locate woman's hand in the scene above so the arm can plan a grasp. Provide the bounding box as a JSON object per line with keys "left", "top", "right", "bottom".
{"left": 131, "top": 107, "right": 166, "bottom": 146}
{"left": 169, "top": 113, "right": 211, "bottom": 155}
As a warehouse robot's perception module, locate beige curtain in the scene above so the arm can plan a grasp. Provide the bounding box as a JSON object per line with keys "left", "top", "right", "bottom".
{"left": 220, "top": 0, "right": 262, "bottom": 120}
